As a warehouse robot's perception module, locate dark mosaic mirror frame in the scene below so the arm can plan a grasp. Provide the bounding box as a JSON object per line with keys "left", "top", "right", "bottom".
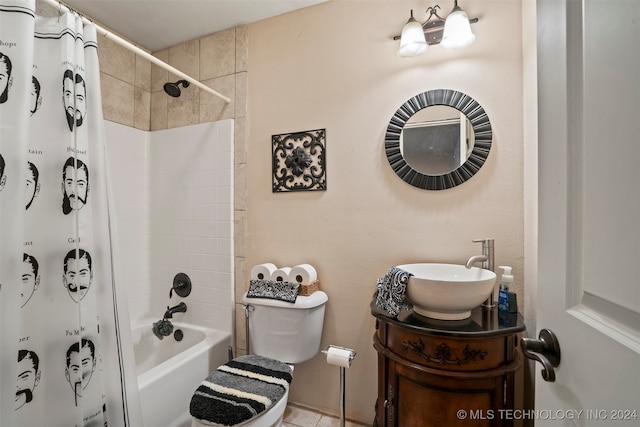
{"left": 272, "top": 128, "right": 326, "bottom": 192}
{"left": 385, "top": 89, "right": 492, "bottom": 190}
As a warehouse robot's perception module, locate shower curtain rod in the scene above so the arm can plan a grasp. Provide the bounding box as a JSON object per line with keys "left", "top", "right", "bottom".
{"left": 38, "top": 0, "right": 232, "bottom": 104}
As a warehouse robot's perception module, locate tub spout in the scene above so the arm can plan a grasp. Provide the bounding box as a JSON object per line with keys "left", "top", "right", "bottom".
{"left": 164, "top": 302, "right": 187, "bottom": 319}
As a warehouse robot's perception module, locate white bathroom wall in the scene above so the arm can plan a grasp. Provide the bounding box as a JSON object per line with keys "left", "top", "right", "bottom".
{"left": 105, "top": 120, "right": 235, "bottom": 335}
{"left": 105, "top": 122, "right": 151, "bottom": 322}
{"left": 149, "top": 120, "right": 235, "bottom": 333}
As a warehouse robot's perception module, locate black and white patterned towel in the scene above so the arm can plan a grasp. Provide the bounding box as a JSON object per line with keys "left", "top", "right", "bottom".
{"left": 246, "top": 279, "right": 300, "bottom": 303}
{"left": 375, "top": 266, "right": 413, "bottom": 318}
{"left": 190, "top": 355, "right": 293, "bottom": 426}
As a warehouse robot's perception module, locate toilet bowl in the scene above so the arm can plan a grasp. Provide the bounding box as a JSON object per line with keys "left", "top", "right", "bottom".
{"left": 190, "top": 291, "right": 328, "bottom": 427}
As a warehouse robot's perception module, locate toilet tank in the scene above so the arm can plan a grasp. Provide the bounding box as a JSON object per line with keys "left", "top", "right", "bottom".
{"left": 242, "top": 291, "right": 328, "bottom": 364}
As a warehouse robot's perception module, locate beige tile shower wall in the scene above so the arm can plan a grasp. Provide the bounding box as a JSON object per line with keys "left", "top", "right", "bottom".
{"left": 98, "top": 35, "right": 152, "bottom": 131}
{"left": 147, "top": 28, "right": 246, "bottom": 130}
{"left": 97, "top": 26, "right": 248, "bottom": 143}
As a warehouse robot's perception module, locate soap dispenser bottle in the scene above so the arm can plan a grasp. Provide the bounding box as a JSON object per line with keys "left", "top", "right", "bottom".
{"left": 498, "top": 266, "right": 513, "bottom": 313}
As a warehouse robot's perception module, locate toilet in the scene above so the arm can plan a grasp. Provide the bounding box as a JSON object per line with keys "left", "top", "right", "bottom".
{"left": 191, "top": 290, "right": 328, "bottom": 427}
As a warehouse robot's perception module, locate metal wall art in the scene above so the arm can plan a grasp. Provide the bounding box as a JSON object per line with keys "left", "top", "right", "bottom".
{"left": 272, "top": 128, "right": 326, "bottom": 192}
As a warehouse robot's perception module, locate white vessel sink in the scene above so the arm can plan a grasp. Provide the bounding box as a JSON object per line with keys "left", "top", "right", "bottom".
{"left": 398, "top": 263, "right": 497, "bottom": 320}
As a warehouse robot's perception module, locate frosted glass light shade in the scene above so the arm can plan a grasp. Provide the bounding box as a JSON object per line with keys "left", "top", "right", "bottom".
{"left": 398, "top": 12, "right": 427, "bottom": 58}
{"left": 440, "top": 7, "right": 475, "bottom": 49}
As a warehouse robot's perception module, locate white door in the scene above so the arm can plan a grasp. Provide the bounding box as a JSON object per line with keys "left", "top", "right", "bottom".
{"left": 535, "top": 0, "right": 640, "bottom": 425}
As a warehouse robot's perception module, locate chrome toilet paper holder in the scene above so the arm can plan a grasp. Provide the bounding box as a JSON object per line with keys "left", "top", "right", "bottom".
{"left": 323, "top": 345, "right": 356, "bottom": 427}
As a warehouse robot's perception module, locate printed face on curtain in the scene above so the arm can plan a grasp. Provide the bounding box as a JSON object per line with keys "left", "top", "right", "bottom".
{"left": 0, "top": 1, "right": 142, "bottom": 426}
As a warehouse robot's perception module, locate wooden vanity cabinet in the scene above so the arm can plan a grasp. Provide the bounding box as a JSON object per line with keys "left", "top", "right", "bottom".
{"left": 372, "top": 307, "right": 524, "bottom": 427}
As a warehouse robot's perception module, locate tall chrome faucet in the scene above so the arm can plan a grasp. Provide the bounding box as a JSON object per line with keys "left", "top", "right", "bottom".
{"left": 466, "top": 238, "right": 496, "bottom": 309}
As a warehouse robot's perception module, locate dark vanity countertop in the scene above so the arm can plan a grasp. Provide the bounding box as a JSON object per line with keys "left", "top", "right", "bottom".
{"left": 371, "top": 298, "right": 526, "bottom": 338}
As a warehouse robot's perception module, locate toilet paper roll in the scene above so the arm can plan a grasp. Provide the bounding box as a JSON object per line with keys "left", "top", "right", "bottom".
{"left": 290, "top": 264, "right": 318, "bottom": 284}
{"left": 271, "top": 267, "right": 292, "bottom": 282}
{"left": 326, "top": 346, "right": 354, "bottom": 368}
{"left": 250, "top": 263, "right": 278, "bottom": 281}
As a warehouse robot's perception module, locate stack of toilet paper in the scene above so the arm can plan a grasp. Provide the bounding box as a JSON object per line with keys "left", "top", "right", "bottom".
{"left": 250, "top": 263, "right": 319, "bottom": 296}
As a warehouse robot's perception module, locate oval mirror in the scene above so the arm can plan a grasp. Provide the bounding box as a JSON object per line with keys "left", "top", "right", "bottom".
{"left": 385, "top": 89, "right": 492, "bottom": 190}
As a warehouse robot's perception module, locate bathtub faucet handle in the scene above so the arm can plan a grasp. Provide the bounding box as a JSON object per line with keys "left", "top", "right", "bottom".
{"left": 170, "top": 273, "right": 192, "bottom": 298}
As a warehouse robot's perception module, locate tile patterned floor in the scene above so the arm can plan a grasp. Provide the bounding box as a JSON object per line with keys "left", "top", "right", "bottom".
{"left": 283, "top": 405, "right": 367, "bottom": 427}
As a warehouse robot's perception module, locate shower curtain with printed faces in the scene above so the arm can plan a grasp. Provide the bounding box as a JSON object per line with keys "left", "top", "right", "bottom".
{"left": 0, "top": 1, "right": 142, "bottom": 426}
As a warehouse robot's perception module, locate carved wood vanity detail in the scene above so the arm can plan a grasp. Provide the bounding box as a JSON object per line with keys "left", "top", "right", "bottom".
{"left": 372, "top": 302, "right": 525, "bottom": 427}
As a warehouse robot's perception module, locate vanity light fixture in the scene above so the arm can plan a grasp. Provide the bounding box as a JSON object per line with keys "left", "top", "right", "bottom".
{"left": 395, "top": 0, "right": 478, "bottom": 58}
{"left": 398, "top": 10, "right": 428, "bottom": 58}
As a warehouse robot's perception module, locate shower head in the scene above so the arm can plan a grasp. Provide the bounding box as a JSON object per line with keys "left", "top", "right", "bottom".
{"left": 163, "top": 79, "right": 190, "bottom": 97}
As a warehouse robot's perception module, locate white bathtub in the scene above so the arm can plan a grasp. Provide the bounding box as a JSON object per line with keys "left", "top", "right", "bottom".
{"left": 132, "top": 320, "right": 232, "bottom": 427}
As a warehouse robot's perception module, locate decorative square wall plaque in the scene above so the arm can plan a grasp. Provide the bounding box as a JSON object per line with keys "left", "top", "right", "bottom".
{"left": 272, "top": 128, "right": 326, "bottom": 192}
